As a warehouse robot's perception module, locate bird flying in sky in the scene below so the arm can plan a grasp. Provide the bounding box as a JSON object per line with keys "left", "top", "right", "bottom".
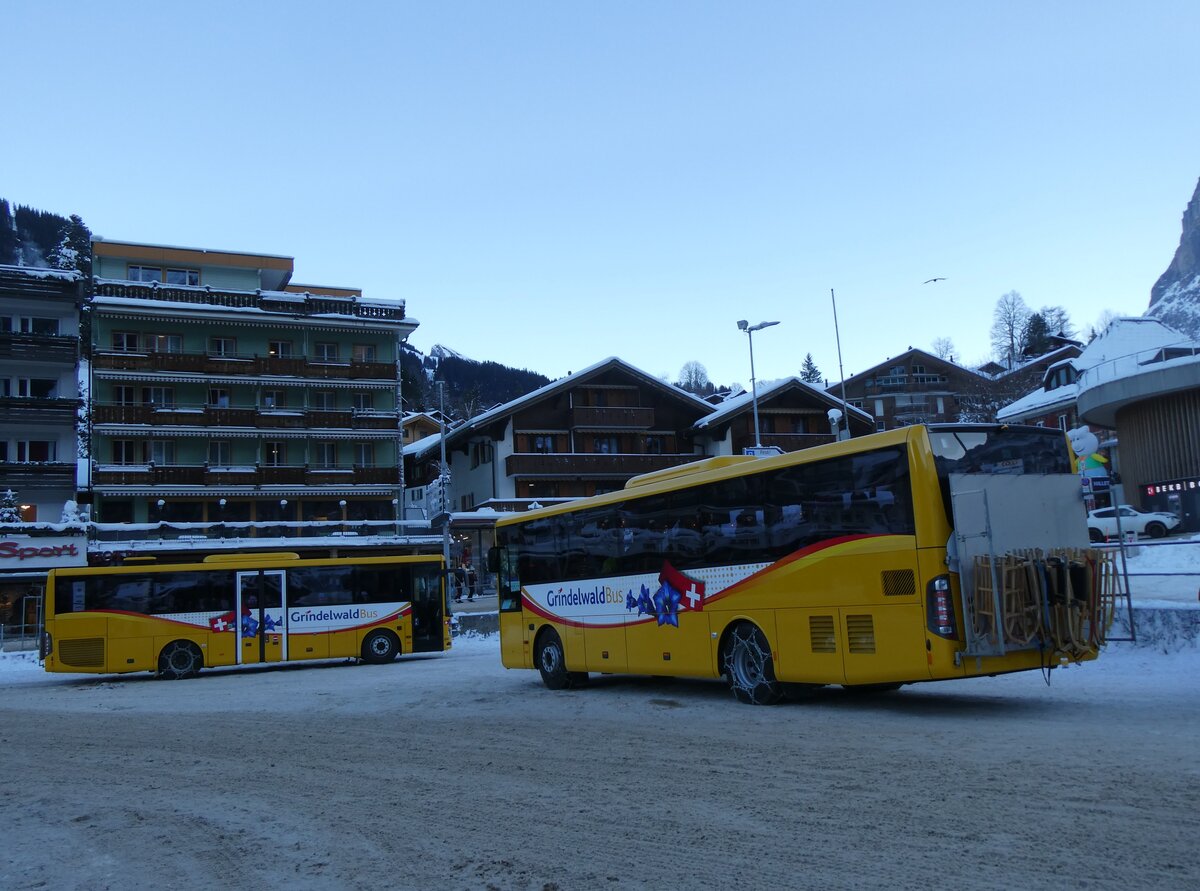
{"left": 923, "top": 277, "right": 946, "bottom": 284}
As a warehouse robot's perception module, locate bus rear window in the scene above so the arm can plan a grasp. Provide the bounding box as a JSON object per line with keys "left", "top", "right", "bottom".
{"left": 929, "top": 427, "right": 1072, "bottom": 477}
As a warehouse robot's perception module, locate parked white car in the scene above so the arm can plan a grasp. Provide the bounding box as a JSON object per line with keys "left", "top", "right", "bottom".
{"left": 1086, "top": 505, "right": 1181, "bottom": 541}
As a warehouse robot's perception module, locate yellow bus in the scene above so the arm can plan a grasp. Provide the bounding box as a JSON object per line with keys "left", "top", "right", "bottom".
{"left": 42, "top": 552, "right": 451, "bottom": 679}
{"left": 491, "top": 424, "right": 1115, "bottom": 704}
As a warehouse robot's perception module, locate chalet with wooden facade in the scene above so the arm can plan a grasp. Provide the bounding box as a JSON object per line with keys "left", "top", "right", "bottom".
{"left": 692, "top": 377, "right": 874, "bottom": 452}
{"left": 834, "top": 348, "right": 988, "bottom": 430}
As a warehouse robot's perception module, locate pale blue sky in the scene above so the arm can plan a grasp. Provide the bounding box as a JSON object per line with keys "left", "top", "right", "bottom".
{"left": 5, "top": 1, "right": 1197, "bottom": 388}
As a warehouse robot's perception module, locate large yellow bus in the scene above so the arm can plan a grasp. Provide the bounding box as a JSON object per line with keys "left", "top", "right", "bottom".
{"left": 492, "top": 424, "right": 1115, "bottom": 704}
{"left": 42, "top": 552, "right": 451, "bottom": 678}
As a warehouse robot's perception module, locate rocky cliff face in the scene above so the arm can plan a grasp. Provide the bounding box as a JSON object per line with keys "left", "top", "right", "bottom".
{"left": 1147, "top": 177, "right": 1200, "bottom": 339}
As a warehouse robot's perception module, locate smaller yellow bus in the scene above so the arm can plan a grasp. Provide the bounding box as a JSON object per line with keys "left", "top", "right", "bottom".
{"left": 42, "top": 552, "right": 451, "bottom": 679}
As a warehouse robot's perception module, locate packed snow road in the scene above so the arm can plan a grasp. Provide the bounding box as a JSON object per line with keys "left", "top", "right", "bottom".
{"left": 2, "top": 638, "right": 1197, "bottom": 891}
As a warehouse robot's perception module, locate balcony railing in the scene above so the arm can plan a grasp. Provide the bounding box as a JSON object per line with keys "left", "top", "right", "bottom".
{"left": 0, "top": 462, "right": 75, "bottom": 487}
{"left": 91, "top": 349, "right": 397, "bottom": 380}
{"left": 94, "top": 279, "right": 406, "bottom": 321}
{"left": 568, "top": 406, "right": 656, "bottom": 429}
{"left": 87, "top": 519, "right": 435, "bottom": 547}
{"left": 0, "top": 396, "right": 79, "bottom": 426}
{"left": 0, "top": 332, "right": 79, "bottom": 362}
{"left": 92, "top": 464, "right": 398, "bottom": 487}
{"left": 505, "top": 452, "right": 700, "bottom": 478}
{"left": 92, "top": 403, "right": 398, "bottom": 430}
{"left": 864, "top": 379, "right": 950, "bottom": 394}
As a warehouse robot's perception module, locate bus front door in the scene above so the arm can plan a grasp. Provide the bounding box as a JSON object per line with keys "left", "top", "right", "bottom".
{"left": 236, "top": 570, "right": 287, "bottom": 665}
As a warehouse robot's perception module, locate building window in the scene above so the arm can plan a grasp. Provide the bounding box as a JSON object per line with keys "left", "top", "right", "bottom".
{"left": 142, "top": 333, "right": 183, "bottom": 353}
{"left": 315, "top": 442, "right": 338, "bottom": 469}
{"left": 208, "top": 388, "right": 230, "bottom": 408}
{"left": 127, "top": 265, "right": 162, "bottom": 282}
{"left": 3, "top": 378, "right": 56, "bottom": 398}
{"left": 112, "top": 331, "right": 140, "bottom": 352}
{"left": 643, "top": 435, "right": 663, "bottom": 455}
{"left": 352, "top": 344, "right": 377, "bottom": 362}
{"left": 208, "top": 441, "right": 231, "bottom": 465}
{"left": 354, "top": 442, "right": 374, "bottom": 467}
{"left": 165, "top": 268, "right": 200, "bottom": 286}
{"left": 314, "top": 342, "right": 339, "bottom": 362}
{"left": 1, "top": 316, "right": 59, "bottom": 335}
{"left": 874, "top": 399, "right": 885, "bottom": 417}
{"left": 208, "top": 336, "right": 236, "bottom": 357}
{"left": 112, "top": 441, "right": 141, "bottom": 465}
{"left": 261, "top": 390, "right": 287, "bottom": 409}
{"left": 876, "top": 420, "right": 887, "bottom": 432}
{"left": 311, "top": 390, "right": 336, "bottom": 410}
{"left": 594, "top": 436, "right": 618, "bottom": 454}
{"left": 912, "top": 364, "right": 925, "bottom": 375}
{"left": 141, "top": 386, "right": 175, "bottom": 408}
{"left": 1058, "top": 414, "right": 1068, "bottom": 431}
{"left": 849, "top": 399, "right": 864, "bottom": 410}
{"left": 264, "top": 441, "right": 286, "bottom": 466}
{"left": 113, "top": 385, "right": 136, "bottom": 405}
{"left": 148, "top": 440, "right": 176, "bottom": 465}
{"left": 534, "top": 435, "right": 555, "bottom": 454}
{"left": 470, "top": 441, "right": 494, "bottom": 468}
{"left": 352, "top": 392, "right": 374, "bottom": 411}
{"left": 936, "top": 396, "right": 945, "bottom": 414}
{"left": 267, "top": 340, "right": 293, "bottom": 358}
{"left": 16, "top": 440, "right": 56, "bottom": 462}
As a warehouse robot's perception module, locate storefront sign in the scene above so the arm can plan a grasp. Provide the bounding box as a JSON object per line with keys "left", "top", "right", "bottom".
{"left": 0, "top": 536, "right": 88, "bottom": 568}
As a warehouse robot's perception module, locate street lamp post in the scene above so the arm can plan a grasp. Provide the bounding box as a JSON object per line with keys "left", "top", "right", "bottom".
{"left": 737, "top": 319, "right": 780, "bottom": 449}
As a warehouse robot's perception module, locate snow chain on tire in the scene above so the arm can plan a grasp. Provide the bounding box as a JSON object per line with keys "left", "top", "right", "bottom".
{"left": 723, "top": 623, "right": 782, "bottom": 705}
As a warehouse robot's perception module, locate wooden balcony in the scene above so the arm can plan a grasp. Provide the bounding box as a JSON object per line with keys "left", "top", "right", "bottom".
{"left": 0, "top": 463, "right": 75, "bottom": 487}
{"left": 92, "top": 403, "right": 398, "bottom": 430}
{"left": 94, "top": 280, "right": 406, "bottom": 321}
{"left": 0, "top": 397, "right": 78, "bottom": 426}
{"left": 0, "top": 332, "right": 78, "bottom": 363}
{"left": 505, "top": 452, "right": 699, "bottom": 478}
{"left": 92, "top": 350, "right": 398, "bottom": 381}
{"left": 569, "top": 406, "right": 656, "bottom": 429}
{"left": 93, "top": 464, "right": 397, "bottom": 487}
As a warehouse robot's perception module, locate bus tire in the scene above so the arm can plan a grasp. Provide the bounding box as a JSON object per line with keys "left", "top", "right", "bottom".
{"left": 535, "top": 627, "right": 585, "bottom": 690}
{"left": 158, "top": 640, "right": 203, "bottom": 680}
{"left": 722, "top": 622, "right": 783, "bottom": 705}
{"left": 362, "top": 629, "right": 401, "bottom": 664}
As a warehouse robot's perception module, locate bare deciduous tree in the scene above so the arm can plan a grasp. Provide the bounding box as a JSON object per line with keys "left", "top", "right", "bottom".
{"left": 931, "top": 337, "right": 956, "bottom": 361}
{"left": 990, "top": 291, "right": 1032, "bottom": 368}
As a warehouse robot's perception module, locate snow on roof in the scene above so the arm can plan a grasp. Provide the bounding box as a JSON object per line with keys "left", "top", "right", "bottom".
{"left": 694, "top": 377, "right": 871, "bottom": 429}
{"left": 0, "top": 264, "right": 82, "bottom": 281}
{"left": 998, "top": 317, "right": 1199, "bottom": 420}
{"left": 413, "top": 357, "right": 714, "bottom": 456}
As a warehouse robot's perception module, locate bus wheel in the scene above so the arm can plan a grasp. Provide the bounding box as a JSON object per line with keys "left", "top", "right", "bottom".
{"left": 362, "top": 630, "right": 400, "bottom": 664}
{"left": 723, "top": 623, "right": 782, "bottom": 705}
{"left": 535, "top": 628, "right": 586, "bottom": 690}
{"left": 158, "top": 641, "right": 203, "bottom": 680}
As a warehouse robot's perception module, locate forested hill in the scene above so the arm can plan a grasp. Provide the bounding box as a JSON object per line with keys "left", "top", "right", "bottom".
{"left": 402, "top": 345, "right": 550, "bottom": 419}
{"left": 0, "top": 199, "right": 76, "bottom": 266}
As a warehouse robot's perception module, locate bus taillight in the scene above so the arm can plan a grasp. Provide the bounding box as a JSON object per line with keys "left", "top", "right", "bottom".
{"left": 926, "top": 576, "right": 958, "bottom": 639}
{"left": 39, "top": 631, "right": 52, "bottom": 659}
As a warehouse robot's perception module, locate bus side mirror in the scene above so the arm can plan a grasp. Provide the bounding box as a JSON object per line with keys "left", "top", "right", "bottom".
{"left": 487, "top": 546, "right": 501, "bottom": 573}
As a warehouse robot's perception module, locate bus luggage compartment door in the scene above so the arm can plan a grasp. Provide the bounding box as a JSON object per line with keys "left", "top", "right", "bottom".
{"left": 236, "top": 570, "right": 287, "bottom": 665}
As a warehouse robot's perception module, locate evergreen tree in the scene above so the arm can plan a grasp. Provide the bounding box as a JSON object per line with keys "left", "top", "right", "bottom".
{"left": 0, "top": 200, "right": 17, "bottom": 264}
{"left": 47, "top": 213, "right": 92, "bottom": 276}
{"left": 799, "top": 353, "right": 823, "bottom": 383}
{"left": 0, "top": 489, "right": 20, "bottom": 524}
{"left": 1021, "top": 313, "right": 1052, "bottom": 357}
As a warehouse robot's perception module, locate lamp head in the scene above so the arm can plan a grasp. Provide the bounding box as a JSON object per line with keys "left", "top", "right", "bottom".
{"left": 737, "top": 320, "right": 748, "bottom": 331}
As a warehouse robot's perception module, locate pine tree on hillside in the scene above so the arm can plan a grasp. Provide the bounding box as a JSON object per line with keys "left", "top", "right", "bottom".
{"left": 0, "top": 200, "right": 18, "bottom": 265}
{"left": 47, "top": 213, "right": 92, "bottom": 276}
{"left": 800, "top": 353, "right": 823, "bottom": 384}
{"left": 1021, "top": 313, "right": 1052, "bottom": 358}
